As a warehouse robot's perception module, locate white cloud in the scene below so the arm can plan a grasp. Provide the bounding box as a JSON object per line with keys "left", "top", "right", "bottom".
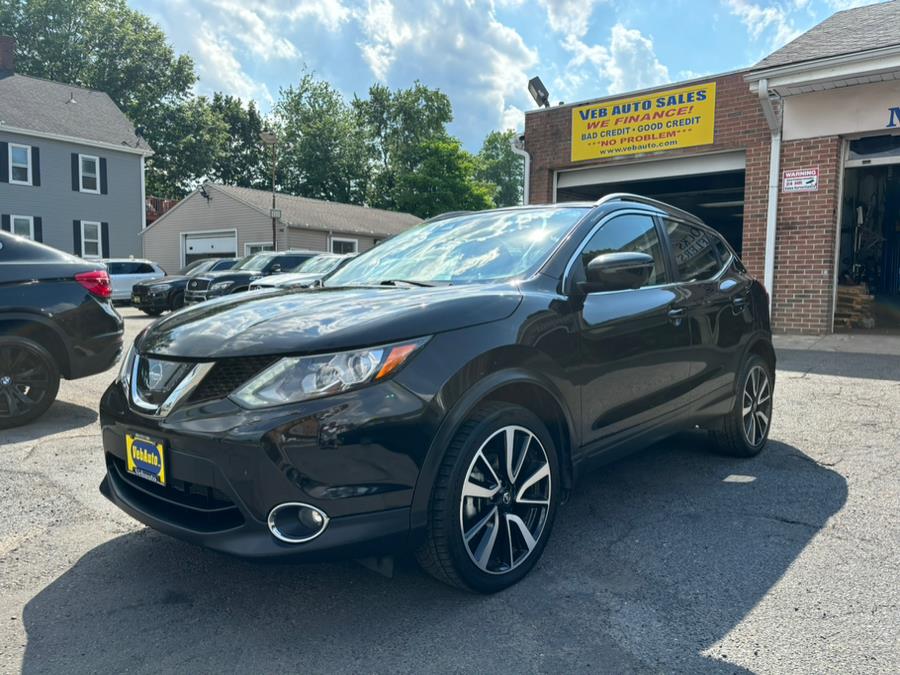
{"left": 161, "top": 0, "right": 351, "bottom": 103}
{"left": 559, "top": 23, "right": 669, "bottom": 98}
{"left": 537, "top": 0, "right": 604, "bottom": 38}
{"left": 725, "top": 0, "right": 801, "bottom": 47}
{"left": 356, "top": 1, "right": 538, "bottom": 140}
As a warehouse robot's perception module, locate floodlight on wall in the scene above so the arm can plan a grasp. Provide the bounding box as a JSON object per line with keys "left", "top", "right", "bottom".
{"left": 528, "top": 76, "right": 550, "bottom": 109}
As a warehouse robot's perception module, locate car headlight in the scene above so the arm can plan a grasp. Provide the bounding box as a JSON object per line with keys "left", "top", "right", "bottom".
{"left": 210, "top": 281, "right": 234, "bottom": 291}
{"left": 150, "top": 284, "right": 171, "bottom": 294}
{"left": 230, "top": 338, "right": 428, "bottom": 409}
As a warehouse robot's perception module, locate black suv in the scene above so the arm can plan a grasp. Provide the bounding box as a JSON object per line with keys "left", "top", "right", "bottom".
{"left": 99, "top": 196, "right": 774, "bottom": 592}
{"left": 0, "top": 232, "right": 123, "bottom": 428}
{"left": 132, "top": 258, "right": 237, "bottom": 315}
{"left": 184, "top": 251, "right": 317, "bottom": 304}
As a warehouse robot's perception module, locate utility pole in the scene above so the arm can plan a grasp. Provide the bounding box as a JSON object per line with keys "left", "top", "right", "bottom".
{"left": 260, "top": 130, "right": 279, "bottom": 250}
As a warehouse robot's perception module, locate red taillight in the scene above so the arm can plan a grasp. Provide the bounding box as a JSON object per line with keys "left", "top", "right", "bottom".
{"left": 75, "top": 270, "right": 112, "bottom": 299}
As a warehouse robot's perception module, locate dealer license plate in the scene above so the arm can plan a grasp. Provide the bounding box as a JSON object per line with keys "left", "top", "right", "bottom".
{"left": 125, "top": 434, "right": 167, "bottom": 486}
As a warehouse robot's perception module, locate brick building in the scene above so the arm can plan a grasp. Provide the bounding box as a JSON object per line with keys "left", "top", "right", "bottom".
{"left": 524, "top": 1, "right": 900, "bottom": 334}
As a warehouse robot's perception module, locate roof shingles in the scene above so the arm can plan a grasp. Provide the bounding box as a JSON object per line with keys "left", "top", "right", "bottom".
{"left": 0, "top": 73, "right": 146, "bottom": 151}
{"left": 210, "top": 183, "right": 422, "bottom": 238}
{"left": 753, "top": 0, "right": 900, "bottom": 70}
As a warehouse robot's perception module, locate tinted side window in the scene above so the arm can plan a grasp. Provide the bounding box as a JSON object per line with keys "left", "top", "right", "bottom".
{"left": 579, "top": 214, "right": 668, "bottom": 286}
{"left": 664, "top": 220, "right": 722, "bottom": 282}
{"left": 106, "top": 262, "right": 126, "bottom": 274}
{"left": 135, "top": 263, "right": 155, "bottom": 274}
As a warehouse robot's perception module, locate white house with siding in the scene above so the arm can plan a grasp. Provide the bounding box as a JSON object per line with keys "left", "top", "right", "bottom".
{"left": 141, "top": 182, "right": 422, "bottom": 272}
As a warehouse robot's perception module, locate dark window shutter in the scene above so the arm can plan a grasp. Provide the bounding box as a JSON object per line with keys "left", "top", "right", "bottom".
{"left": 0, "top": 142, "right": 7, "bottom": 183}
{"left": 1, "top": 214, "right": 9, "bottom": 232}
{"left": 71, "top": 153, "right": 79, "bottom": 191}
{"left": 34, "top": 217, "right": 43, "bottom": 242}
{"left": 73, "top": 220, "right": 82, "bottom": 255}
{"left": 101, "top": 222, "right": 110, "bottom": 257}
{"left": 100, "top": 158, "right": 108, "bottom": 194}
{"left": 32, "top": 147, "right": 41, "bottom": 186}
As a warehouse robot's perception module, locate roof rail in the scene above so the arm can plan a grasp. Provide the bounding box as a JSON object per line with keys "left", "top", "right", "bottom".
{"left": 593, "top": 192, "right": 702, "bottom": 223}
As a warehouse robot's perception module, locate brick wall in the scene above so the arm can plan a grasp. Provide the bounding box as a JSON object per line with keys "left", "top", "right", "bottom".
{"left": 772, "top": 137, "right": 842, "bottom": 334}
{"left": 523, "top": 72, "right": 772, "bottom": 283}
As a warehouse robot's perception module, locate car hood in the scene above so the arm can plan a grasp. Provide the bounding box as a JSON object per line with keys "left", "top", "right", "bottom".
{"left": 253, "top": 272, "right": 321, "bottom": 287}
{"left": 136, "top": 275, "right": 189, "bottom": 288}
{"left": 138, "top": 284, "right": 522, "bottom": 359}
{"left": 195, "top": 270, "right": 257, "bottom": 282}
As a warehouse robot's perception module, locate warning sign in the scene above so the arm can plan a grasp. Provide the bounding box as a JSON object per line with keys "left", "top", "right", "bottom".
{"left": 782, "top": 168, "right": 819, "bottom": 193}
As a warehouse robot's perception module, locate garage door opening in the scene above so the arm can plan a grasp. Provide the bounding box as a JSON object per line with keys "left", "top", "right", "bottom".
{"left": 555, "top": 153, "right": 746, "bottom": 255}
{"left": 836, "top": 134, "right": 900, "bottom": 333}
{"left": 182, "top": 231, "right": 238, "bottom": 266}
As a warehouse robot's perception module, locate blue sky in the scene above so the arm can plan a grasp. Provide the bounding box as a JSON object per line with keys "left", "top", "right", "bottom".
{"left": 131, "top": 0, "right": 880, "bottom": 149}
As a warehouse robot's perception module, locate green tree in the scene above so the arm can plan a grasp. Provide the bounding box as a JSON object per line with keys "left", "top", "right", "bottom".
{"left": 393, "top": 138, "right": 494, "bottom": 219}
{"left": 0, "top": 0, "right": 210, "bottom": 196}
{"left": 208, "top": 93, "right": 267, "bottom": 189}
{"left": 353, "top": 81, "right": 453, "bottom": 210}
{"left": 147, "top": 96, "right": 229, "bottom": 197}
{"left": 272, "top": 72, "right": 369, "bottom": 204}
{"left": 476, "top": 129, "right": 523, "bottom": 207}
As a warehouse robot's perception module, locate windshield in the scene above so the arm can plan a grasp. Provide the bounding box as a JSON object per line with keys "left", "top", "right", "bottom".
{"left": 183, "top": 260, "right": 214, "bottom": 276}
{"left": 295, "top": 256, "right": 342, "bottom": 274}
{"left": 327, "top": 207, "right": 588, "bottom": 286}
{"left": 233, "top": 254, "right": 274, "bottom": 272}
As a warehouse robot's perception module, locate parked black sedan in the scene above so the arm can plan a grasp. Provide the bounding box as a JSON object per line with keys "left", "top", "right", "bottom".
{"left": 184, "top": 250, "right": 317, "bottom": 304}
{"left": 99, "top": 195, "right": 774, "bottom": 592}
{"left": 1, "top": 232, "right": 123, "bottom": 428}
{"left": 131, "top": 258, "right": 237, "bottom": 316}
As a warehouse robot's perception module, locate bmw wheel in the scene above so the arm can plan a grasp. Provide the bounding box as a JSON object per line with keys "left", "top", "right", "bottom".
{"left": 0, "top": 337, "right": 60, "bottom": 429}
{"left": 417, "top": 402, "right": 559, "bottom": 593}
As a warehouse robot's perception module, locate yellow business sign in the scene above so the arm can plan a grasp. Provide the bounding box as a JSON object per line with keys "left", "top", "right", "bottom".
{"left": 571, "top": 82, "right": 717, "bottom": 162}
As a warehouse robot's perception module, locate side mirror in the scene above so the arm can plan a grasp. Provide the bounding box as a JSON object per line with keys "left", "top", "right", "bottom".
{"left": 269, "top": 264, "right": 282, "bottom": 274}
{"left": 579, "top": 252, "right": 655, "bottom": 294}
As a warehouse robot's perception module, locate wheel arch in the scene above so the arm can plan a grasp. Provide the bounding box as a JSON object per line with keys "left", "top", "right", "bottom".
{"left": 410, "top": 367, "right": 577, "bottom": 534}
{"left": 0, "top": 316, "right": 71, "bottom": 378}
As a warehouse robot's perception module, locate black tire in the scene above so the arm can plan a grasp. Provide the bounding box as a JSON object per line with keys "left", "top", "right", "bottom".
{"left": 710, "top": 354, "right": 773, "bottom": 457}
{"left": 142, "top": 309, "right": 162, "bottom": 317}
{"left": 0, "top": 336, "right": 60, "bottom": 429}
{"left": 416, "top": 402, "right": 560, "bottom": 593}
{"left": 170, "top": 291, "right": 185, "bottom": 310}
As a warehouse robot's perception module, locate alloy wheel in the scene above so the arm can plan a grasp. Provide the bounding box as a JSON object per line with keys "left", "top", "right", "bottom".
{"left": 742, "top": 365, "right": 772, "bottom": 446}
{"left": 0, "top": 344, "right": 52, "bottom": 421}
{"left": 459, "top": 425, "right": 552, "bottom": 575}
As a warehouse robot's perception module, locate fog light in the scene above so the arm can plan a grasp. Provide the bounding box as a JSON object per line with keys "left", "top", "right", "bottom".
{"left": 267, "top": 502, "right": 329, "bottom": 543}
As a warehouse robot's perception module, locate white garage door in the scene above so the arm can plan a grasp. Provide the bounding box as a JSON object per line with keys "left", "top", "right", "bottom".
{"left": 183, "top": 231, "right": 238, "bottom": 265}
{"left": 556, "top": 151, "right": 746, "bottom": 194}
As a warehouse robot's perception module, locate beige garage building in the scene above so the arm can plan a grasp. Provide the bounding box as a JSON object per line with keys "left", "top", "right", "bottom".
{"left": 141, "top": 182, "right": 422, "bottom": 272}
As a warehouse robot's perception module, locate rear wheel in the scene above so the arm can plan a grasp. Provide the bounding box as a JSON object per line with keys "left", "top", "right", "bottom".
{"left": 416, "top": 402, "right": 559, "bottom": 593}
{"left": 710, "top": 354, "right": 773, "bottom": 457}
{"left": 142, "top": 309, "right": 162, "bottom": 317}
{"left": 0, "top": 337, "right": 60, "bottom": 429}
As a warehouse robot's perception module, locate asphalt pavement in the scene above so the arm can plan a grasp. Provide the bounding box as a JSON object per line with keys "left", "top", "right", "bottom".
{"left": 1, "top": 307, "right": 897, "bottom": 673}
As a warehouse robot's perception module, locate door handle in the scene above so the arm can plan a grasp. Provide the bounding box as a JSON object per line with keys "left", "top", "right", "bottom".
{"left": 667, "top": 307, "right": 686, "bottom": 325}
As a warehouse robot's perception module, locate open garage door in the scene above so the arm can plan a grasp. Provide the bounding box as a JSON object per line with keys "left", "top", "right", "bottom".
{"left": 556, "top": 152, "right": 746, "bottom": 254}
{"left": 183, "top": 231, "right": 238, "bottom": 266}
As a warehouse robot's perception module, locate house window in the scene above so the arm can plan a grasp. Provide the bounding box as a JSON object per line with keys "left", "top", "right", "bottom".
{"left": 79, "top": 155, "right": 100, "bottom": 193}
{"left": 245, "top": 242, "right": 274, "bottom": 255}
{"left": 9, "top": 144, "right": 32, "bottom": 185}
{"left": 81, "top": 221, "right": 102, "bottom": 259}
{"left": 331, "top": 237, "right": 358, "bottom": 254}
{"left": 11, "top": 215, "right": 34, "bottom": 239}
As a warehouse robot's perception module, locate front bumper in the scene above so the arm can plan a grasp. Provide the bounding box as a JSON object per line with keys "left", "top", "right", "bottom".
{"left": 132, "top": 292, "right": 170, "bottom": 312}
{"left": 183, "top": 290, "right": 208, "bottom": 304}
{"left": 98, "top": 378, "right": 437, "bottom": 560}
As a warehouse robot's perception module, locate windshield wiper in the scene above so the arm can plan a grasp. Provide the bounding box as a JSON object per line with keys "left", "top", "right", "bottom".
{"left": 377, "top": 279, "right": 435, "bottom": 287}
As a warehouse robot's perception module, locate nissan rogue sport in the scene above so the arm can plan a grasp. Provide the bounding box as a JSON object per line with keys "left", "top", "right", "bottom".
{"left": 98, "top": 194, "right": 775, "bottom": 593}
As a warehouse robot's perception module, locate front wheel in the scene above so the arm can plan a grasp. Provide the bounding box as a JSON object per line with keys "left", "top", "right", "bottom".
{"left": 416, "top": 402, "right": 559, "bottom": 593}
{"left": 710, "top": 354, "right": 773, "bottom": 457}
{"left": 0, "top": 337, "right": 60, "bottom": 429}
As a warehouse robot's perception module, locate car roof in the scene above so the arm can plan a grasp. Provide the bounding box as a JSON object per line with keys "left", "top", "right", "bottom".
{"left": 103, "top": 257, "right": 157, "bottom": 263}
